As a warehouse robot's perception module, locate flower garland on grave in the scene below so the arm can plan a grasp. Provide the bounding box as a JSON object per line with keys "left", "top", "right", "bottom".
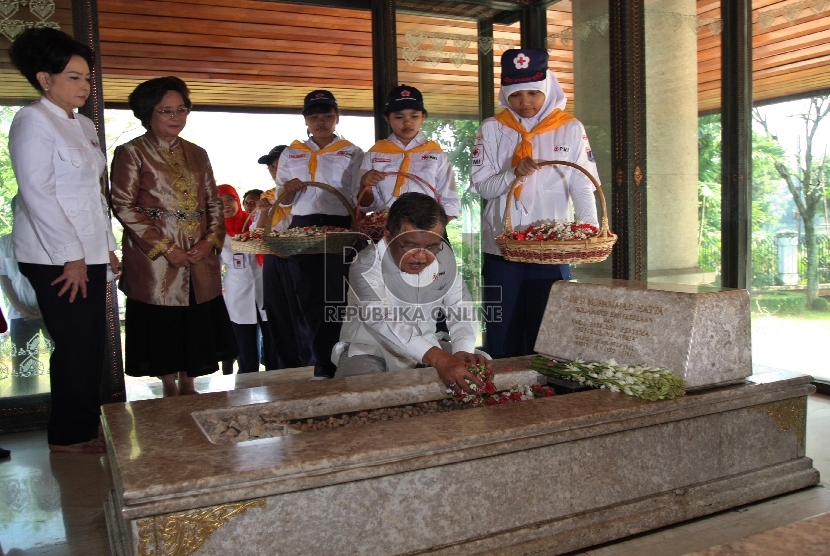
{"left": 454, "top": 363, "right": 555, "bottom": 407}
{"left": 529, "top": 355, "right": 686, "bottom": 402}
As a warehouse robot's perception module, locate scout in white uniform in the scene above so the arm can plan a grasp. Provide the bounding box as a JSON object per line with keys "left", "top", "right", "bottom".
{"left": 277, "top": 90, "right": 364, "bottom": 378}
{"left": 357, "top": 85, "right": 460, "bottom": 219}
{"left": 471, "top": 48, "right": 600, "bottom": 359}
{"left": 253, "top": 145, "right": 313, "bottom": 369}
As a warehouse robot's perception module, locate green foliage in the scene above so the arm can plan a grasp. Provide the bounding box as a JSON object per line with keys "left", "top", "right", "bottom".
{"left": 0, "top": 106, "right": 22, "bottom": 236}
{"left": 811, "top": 297, "right": 829, "bottom": 312}
{"left": 420, "top": 118, "right": 483, "bottom": 306}
{"left": 752, "top": 291, "right": 807, "bottom": 315}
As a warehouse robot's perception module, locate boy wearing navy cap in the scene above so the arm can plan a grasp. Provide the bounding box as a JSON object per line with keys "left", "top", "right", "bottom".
{"left": 471, "top": 48, "right": 600, "bottom": 359}
{"left": 277, "top": 90, "right": 363, "bottom": 378}
{"left": 357, "top": 85, "right": 460, "bottom": 222}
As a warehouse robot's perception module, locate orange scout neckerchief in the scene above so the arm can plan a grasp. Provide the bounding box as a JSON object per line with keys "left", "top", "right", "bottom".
{"left": 260, "top": 188, "right": 290, "bottom": 227}
{"left": 494, "top": 108, "right": 575, "bottom": 200}
{"left": 368, "top": 139, "right": 443, "bottom": 196}
{"left": 288, "top": 139, "right": 354, "bottom": 182}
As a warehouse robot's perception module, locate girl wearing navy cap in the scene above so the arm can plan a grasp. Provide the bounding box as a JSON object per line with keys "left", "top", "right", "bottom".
{"left": 277, "top": 90, "right": 363, "bottom": 378}
{"left": 357, "top": 85, "right": 460, "bottom": 222}
{"left": 471, "top": 48, "right": 600, "bottom": 359}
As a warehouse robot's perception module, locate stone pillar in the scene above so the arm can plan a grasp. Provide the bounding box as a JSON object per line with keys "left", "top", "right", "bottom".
{"left": 644, "top": 0, "right": 707, "bottom": 283}
{"left": 572, "top": 0, "right": 613, "bottom": 279}
{"left": 776, "top": 231, "right": 800, "bottom": 286}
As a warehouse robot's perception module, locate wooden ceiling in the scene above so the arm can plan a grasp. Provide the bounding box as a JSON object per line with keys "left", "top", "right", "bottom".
{"left": 1, "top": 0, "right": 829, "bottom": 116}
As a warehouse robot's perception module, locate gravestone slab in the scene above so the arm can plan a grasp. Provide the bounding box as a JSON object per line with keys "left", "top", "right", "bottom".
{"left": 534, "top": 279, "right": 752, "bottom": 389}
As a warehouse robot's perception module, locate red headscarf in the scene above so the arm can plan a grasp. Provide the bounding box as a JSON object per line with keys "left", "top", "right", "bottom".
{"left": 218, "top": 185, "right": 262, "bottom": 265}
{"left": 217, "top": 185, "right": 249, "bottom": 236}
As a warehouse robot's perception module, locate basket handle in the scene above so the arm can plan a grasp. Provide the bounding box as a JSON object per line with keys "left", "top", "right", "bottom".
{"left": 242, "top": 212, "right": 254, "bottom": 234}
{"left": 355, "top": 172, "right": 441, "bottom": 224}
{"left": 503, "top": 160, "right": 610, "bottom": 238}
{"left": 274, "top": 181, "right": 358, "bottom": 231}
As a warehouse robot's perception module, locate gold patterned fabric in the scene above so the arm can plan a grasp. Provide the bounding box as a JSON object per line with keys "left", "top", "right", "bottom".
{"left": 111, "top": 132, "right": 224, "bottom": 307}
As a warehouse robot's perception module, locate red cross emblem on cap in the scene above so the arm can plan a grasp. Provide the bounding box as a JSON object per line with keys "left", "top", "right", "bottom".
{"left": 514, "top": 53, "right": 530, "bottom": 69}
{"left": 401, "top": 90, "right": 411, "bottom": 97}
{"left": 315, "top": 93, "right": 325, "bottom": 98}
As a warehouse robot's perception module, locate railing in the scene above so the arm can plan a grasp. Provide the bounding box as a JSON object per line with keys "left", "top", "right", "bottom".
{"left": 699, "top": 234, "right": 830, "bottom": 287}
{"left": 798, "top": 235, "right": 830, "bottom": 284}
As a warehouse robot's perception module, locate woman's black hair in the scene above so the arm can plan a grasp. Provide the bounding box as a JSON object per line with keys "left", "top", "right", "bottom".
{"left": 8, "top": 28, "right": 94, "bottom": 91}
{"left": 386, "top": 192, "right": 448, "bottom": 237}
{"left": 128, "top": 76, "right": 193, "bottom": 129}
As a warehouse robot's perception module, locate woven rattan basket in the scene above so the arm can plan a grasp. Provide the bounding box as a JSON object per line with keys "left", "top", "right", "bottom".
{"left": 259, "top": 181, "right": 360, "bottom": 256}
{"left": 229, "top": 211, "right": 272, "bottom": 254}
{"left": 356, "top": 172, "right": 441, "bottom": 242}
{"left": 496, "top": 160, "right": 617, "bottom": 265}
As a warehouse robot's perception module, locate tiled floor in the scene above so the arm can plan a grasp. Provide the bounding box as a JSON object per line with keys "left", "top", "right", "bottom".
{"left": 0, "top": 378, "right": 827, "bottom": 556}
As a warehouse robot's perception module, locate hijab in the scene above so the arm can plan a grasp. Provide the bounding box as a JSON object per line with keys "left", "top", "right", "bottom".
{"left": 497, "top": 69, "right": 567, "bottom": 128}
{"left": 217, "top": 185, "right": 249, "bottom": 237}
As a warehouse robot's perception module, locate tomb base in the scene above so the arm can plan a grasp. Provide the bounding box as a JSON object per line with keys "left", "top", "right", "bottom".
{"left": 103, "top": 358, "right": 818, "bottom": 555}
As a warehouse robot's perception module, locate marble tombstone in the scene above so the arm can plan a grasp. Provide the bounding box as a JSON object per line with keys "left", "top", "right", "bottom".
{"left": 535, "top": 279, "right": 753, "bottom": 389}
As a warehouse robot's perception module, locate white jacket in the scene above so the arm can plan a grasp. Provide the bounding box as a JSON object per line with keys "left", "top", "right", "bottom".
{"left": 220, "top": 236, "right": 266, "bottom": 325}
{"left": 357, "top": 133, "right": 461, "bottom": 217}
{"left": 333, "top": 238, "right": 478, "bottom": 372}
{"left": 9, "top": 97, "right": 115, "bottom": 265}
{"left": 276, "top": 138, "right": 363, "bottom": 217}
{"left": 470, "top": 116, "right": 600, "bottom": 256}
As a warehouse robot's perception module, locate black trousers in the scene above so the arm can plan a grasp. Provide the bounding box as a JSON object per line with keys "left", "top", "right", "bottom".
{"left": 19, "top": 263, "right": 107, "bottom": 446}
{"left": 262, "top": 254, "right": 314, "bottom": 369}
{"left": 287, "top": 214, "right": 351, "bottom": 378}
{"left": 231, "top": 316, "right": 279, "bottom": 373}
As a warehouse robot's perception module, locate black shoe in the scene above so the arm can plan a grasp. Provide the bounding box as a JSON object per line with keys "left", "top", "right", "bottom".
{"left": 0, "top": 447, "right": 9, "bottom": 459}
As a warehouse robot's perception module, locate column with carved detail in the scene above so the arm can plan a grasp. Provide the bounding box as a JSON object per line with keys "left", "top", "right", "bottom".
{"left": 609, "top": 1, "right": 648, "bottom": 281}
{"left": 72, "top": 0, "right": 126, "bottom": 404}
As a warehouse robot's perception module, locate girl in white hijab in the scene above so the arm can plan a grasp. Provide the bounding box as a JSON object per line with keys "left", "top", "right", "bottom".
{"left": 471, "top": 48, "right": 600, "bottom": 359}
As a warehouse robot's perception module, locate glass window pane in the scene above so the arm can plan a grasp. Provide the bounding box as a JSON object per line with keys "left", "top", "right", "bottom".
{"left": 564, "top": 1, "right": 613, "bottom": 280}
{"left": 750, "top": 7, "right": 830, "bottom": 382}
{"left": 644, "top": 0, "right": 721, "bottom": 286}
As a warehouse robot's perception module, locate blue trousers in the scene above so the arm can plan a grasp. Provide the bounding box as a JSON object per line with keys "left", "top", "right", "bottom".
{"left": 482, "top": 254, "right": 569, "bottom": 359}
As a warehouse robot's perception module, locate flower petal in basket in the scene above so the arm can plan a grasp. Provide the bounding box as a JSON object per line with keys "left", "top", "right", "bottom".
{"left": 497, "top": 160, "right": 616, "bottom": 265}
{"left": 269, "top": 182, "right": 361, "bottom": 255}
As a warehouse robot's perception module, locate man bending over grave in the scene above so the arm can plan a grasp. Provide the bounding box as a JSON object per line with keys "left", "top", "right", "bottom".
{"left": 332, "top": 192, "right": 488, "bottom": 395}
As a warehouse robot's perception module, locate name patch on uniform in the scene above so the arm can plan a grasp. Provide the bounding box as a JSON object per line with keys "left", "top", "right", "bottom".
{"left": 232, "top": 253, "right": 245, "bottom": 269}
{"left": 420, "top": 154, "right": 439, "bottom": 162}
{"left": 472, "top": 144, "right": 484, "bottom": 166}
{"left": 337, "top": 150, "right": 353, "bottom": 157}
{"left": 289, "top": 154, "right": 307, "bottom": 159}
{"left": 372, "top": 157, "right": 392, "bottom": 163}
{"left": 552, "top": 146, "right": 570, "bottom": 153}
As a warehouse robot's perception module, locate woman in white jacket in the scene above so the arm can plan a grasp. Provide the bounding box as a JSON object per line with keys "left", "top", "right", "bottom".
{"left": 8, "top": 28, "right": 119, "bottom": 453}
